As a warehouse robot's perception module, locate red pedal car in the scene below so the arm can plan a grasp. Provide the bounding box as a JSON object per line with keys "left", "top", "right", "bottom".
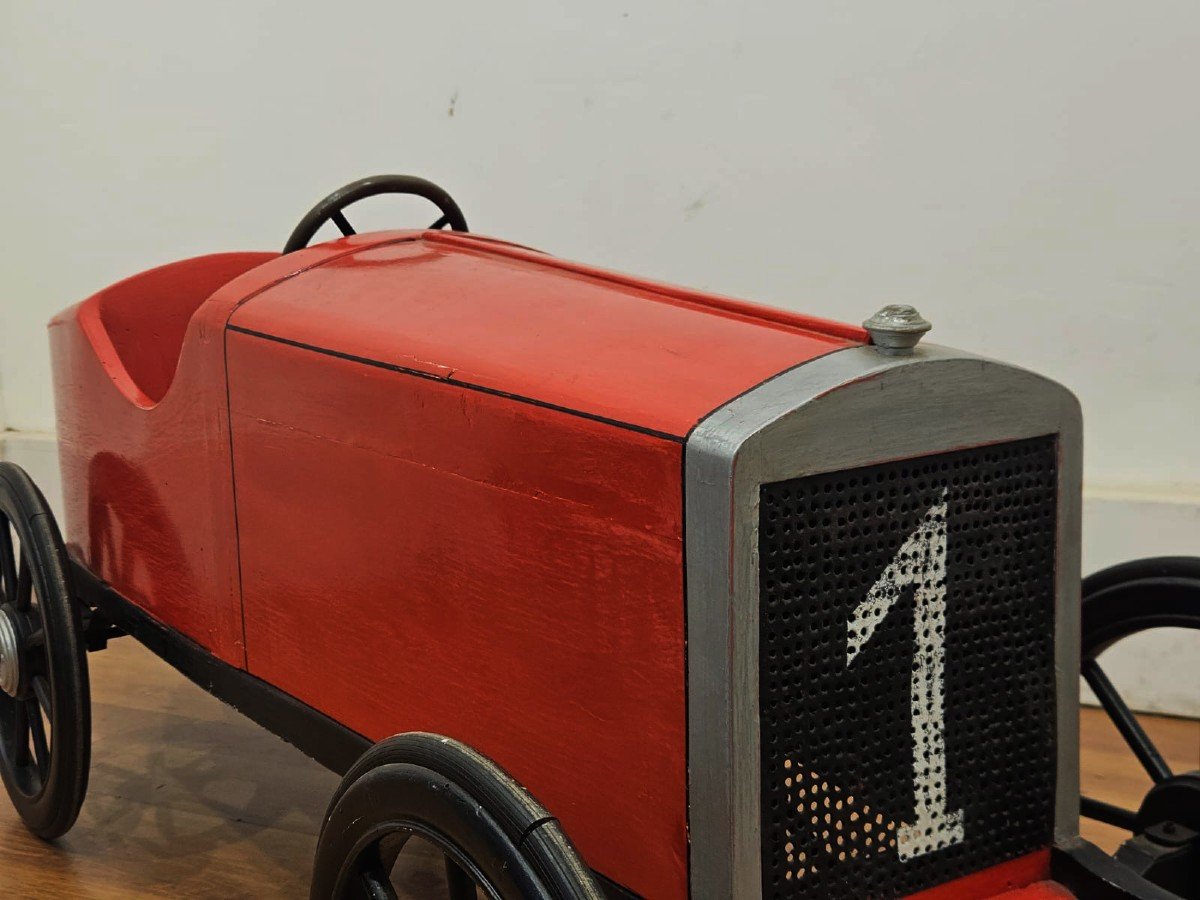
{"left": 0, "top": 176, "right": 1195, "bottom": 898}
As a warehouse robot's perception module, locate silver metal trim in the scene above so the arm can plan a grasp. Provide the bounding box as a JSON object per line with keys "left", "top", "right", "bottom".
{"left": 685, "top": 344, "right": 1082, "bottom": 899}
{"left": 0, "top": 607, "right": 20, "bottom": 697}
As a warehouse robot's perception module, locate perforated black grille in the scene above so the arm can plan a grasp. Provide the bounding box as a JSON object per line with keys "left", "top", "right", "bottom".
{"left": 758, "top": 436, "right": 1058, "bottom": 898}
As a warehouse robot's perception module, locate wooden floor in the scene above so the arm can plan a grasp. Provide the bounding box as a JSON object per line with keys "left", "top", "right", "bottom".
{"left": 0, "top": 639, "right": 1196, "bottom": 898}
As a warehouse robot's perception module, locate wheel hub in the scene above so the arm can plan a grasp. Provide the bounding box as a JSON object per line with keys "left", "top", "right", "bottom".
{"left": 0, "top": 607, "right": 20, "bottom": 697}
{"left": 1137, "top": 770, "right": 1200, "bottom": 833}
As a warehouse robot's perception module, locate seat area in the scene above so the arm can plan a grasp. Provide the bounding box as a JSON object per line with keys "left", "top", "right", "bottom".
{"left": 94, "top": 252, "right": 277, "bottom": 403}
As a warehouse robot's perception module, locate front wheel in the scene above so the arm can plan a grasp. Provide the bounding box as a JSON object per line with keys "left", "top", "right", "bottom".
{"left": 0, "top": 462, "right": 91, "bottom": 839}
{"left": 310, "top": 733, "right": 603, "bottom": 900}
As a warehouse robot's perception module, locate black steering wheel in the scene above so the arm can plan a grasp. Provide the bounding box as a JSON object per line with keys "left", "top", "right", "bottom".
{"left": 283, "top": 174, "right": 468, "bottom": 254}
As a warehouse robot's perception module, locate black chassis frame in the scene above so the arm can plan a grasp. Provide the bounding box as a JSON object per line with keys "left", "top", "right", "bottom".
{"left": 71, "top": 558, "right": 1173, "bottom": 900}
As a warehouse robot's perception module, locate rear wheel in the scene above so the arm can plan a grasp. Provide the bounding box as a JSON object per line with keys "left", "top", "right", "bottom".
{"left": 310, "top": 733, "right": 603, "bottom": 900}
{"left": 0, "top": 462, "right": 91, "bottom": 840}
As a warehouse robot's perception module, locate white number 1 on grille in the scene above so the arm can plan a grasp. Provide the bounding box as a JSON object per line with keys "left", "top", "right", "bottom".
{"left": 846, "top": 487, "right": 965, "bottom": 861}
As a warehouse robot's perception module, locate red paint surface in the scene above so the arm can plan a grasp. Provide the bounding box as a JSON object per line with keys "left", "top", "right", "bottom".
{"left": 50, "top": 252, "right": 274, "bottom": 662}
{"left": 49, "top": 233, "right": 423, "bottom": 662}
{"left": 906, "top": 850, "right": 1069, "bottom": 899}
{"left": 993, "top": 883, "right": 1075, "bottom": 899}
{"left": 227, "top": 331, "right": 688, "bottom": 898}
{"left": 229, "top": 232, "right": 863, "bottom": 438}
{"left": 219, "top": 231, "right": 866, "bottom": 895}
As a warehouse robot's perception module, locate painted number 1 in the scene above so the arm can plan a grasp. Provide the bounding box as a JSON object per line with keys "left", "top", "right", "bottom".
{"left": 846, "top": 488, "right": 965, "bottom": 861}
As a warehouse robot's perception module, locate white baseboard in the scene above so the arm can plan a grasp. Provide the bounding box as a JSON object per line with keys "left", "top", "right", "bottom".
{"left": 3, "top": 430, "right": 1196, "bottom": 717}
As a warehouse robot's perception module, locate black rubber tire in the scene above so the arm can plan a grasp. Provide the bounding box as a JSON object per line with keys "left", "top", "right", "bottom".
{"left": 310, "top": 733, "right": 603, "bottom": 900}
{"left": 1079, "top": 555, "right": 1200, "bottom": 898}
{"left": 1081, "top": 556, "right": 1200, "bottom": 659}
{"left": 0, "top": 462, "right": 90, "bottom": 839}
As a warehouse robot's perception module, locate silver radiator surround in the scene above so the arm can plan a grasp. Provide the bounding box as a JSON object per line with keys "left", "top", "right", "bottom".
{"left": 684, "top": 344, "right": 1083, "bottom": 899}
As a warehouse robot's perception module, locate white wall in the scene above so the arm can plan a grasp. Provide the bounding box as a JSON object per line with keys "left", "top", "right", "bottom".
{"left": 1081, "top": 488, "right": 1199, "bottom": 716}
{"left": 2, "top": 4, "right": 1196, "bottom": 710}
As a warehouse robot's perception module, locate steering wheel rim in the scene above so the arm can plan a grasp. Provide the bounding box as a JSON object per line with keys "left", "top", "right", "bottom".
{"left": 283, "top": 174, "right": 468, "bottom": 254}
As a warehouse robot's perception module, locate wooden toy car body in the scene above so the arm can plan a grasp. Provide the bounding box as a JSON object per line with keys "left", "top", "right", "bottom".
{"left": 24, "top": 180, "right": 1176, "bottom": 898}
{"left": 52, "top": 228, "right": 873, "bottom": 898}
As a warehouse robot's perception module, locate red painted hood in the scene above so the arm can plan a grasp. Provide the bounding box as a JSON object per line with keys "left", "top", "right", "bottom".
{"left": 227, "top": 231, "right": 865, "bottom": 439}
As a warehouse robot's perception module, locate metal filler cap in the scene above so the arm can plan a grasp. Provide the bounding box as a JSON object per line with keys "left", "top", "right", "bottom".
{"left": 863, "top": 304, "right": 932, "bottom": 354}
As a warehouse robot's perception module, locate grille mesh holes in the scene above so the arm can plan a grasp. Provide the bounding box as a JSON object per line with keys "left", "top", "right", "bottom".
{"left": 758, "top": 436, "right": 1059, "bottom": 898}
